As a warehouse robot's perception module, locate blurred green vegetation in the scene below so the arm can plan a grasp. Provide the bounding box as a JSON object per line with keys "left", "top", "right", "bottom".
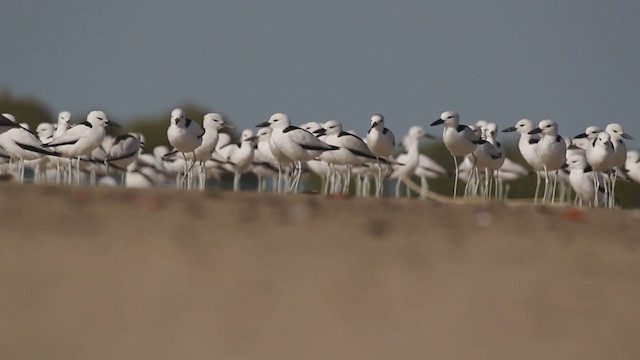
{"left": 2, "top": 90, "right": 639, "bottom": 207}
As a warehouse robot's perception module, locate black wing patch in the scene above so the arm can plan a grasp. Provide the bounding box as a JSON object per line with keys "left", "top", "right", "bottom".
{"left": 555, "top": 135, "right": 562, "bottom": 143}
{"left": 16, "top": 143, "right": 59, "bottom": 156}
{"left": 456, "top": 125, "right": 467, "bottom": 132}
{"left": 43, "top": 138, "right": 79, "bottom": 147}
{"left": 529, "top": 138, "right": 540, "bottom": 144}
{"left": 383, "top": 127, "right": 390, "bottom": 135}
{"left": 185, "top": 118, "right": 192, "bottom": 128}
{"left": 112, "top": 134, "right": 134, "bottom": 145}
{"left": 77, "top": 121, "right": 92, "bottom": 128}
{"left": 283, "top": 125, "right": 300, "bottom": 133}
{"left": 473, "top": 139, "right": 488, "bottom": 145}
{"left": 347, "top": 148, "right": 376, "bottom": 160}
{"left": 338, "top": 131, "right": 362, "bottom": 140}
{"left": 584, "top": 165, "right": 593, "bottom": 173}
{"left": 300, "top": 143, "right": 339, "bottom": 151}
{"left": 0, "top": 115, "right": 20, "bottom": 128}
{"left": 107, "top": 150, "right": 138, "bottom": 162}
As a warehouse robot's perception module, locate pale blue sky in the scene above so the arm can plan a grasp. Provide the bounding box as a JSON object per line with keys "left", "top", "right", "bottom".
{"left": 1, "top": 0, "right": 639, "bottom": 139}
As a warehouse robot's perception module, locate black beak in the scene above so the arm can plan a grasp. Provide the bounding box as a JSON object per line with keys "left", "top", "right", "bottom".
{"left": 622, "top": 133, "right": 634, "bottom": 140}
{"left": 245, "top": 136, "right": 258, "bottom": 142}
{"left": 369, "top": 121, "right": 378, "bottom": 129}
{"left": 430, "top": 119, "right": 444, "bottom": 126}
{"left": 255, "top": 121, "right": 270, "bottom": 128}
{"left": 561, "top": 163, "right": 569, "bottom": 169}
{"left": 502, "top": 126, "right": 517, "bottom": 133}
{"left": 574, "top": 132, "right": 588, "bottom": 139}
{"left": 528, "top": 128, "right": 543, "bottom": 135}
{"left": 313, "top": 128, "right": 326, "bottom": 135}
{"left": 107, "top": 120, "right": 121, "bottom": 128}
{"left": 0, "top": 115, "right": 20, "bottom": 127}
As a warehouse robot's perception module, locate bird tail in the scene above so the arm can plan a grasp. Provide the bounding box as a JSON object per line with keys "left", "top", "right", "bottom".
{"left": 16, "top": 143, "right": 61, "bottom": 157}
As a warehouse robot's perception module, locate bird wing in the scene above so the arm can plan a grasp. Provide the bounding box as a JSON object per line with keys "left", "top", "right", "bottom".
{"left": 339, "top": 132, "right": 377, "bottom": 159}
{"left": 288, "top": 127, "right": 338, "bottom": 151}
{"left": 187, "top": 119, "right": 205, "bottom": 139}
{"left": 44, "top": 125, "right": 89, "bottom": 147}
{"left": 383, "top": 127, "right": 395, "bottom": 147}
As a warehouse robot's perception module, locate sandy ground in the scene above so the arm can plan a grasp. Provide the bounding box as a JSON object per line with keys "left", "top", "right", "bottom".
{"left": 1, "top": 184, "right": 639, "bottom": 360}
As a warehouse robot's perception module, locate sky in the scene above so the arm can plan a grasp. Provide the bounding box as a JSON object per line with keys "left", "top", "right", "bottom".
{"left": 1, "top": 0, "right": 639, "bottom": 139}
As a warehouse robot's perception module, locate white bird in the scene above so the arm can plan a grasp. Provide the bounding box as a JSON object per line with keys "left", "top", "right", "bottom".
{"left": 0, "top": 114, "right": 58, "bottom": 182}
{"left": 316, "top": 120, "right": 380, "bottom": 194}
{"left": 256, "top": 113, "right": 338, "bottom": 193}
{"left": 300, "top": 122, "right": 330, "bottom": 193}
{"left": 605, "top": 123, "right": 633, "bottom": 207}
{"left": 470, "top": 122, "right": 505, "bottom": 198}
{"left": 566, "top": 153, "right": 606, "bottom": 207}
{"left": 366, "top": 114, "right": 396, "bottom": 197}
{"left": 527, "top": 119, "right": 567, "bottom": 203}
{"left": 53, "top": 111, "right": 72, "bottom": 138}
{"left": 44, "top": 110, "right": 120, "bottom": 185}
{"left": 36, "top": 123, "right": 55, "bottom": 143}
{"left": 166, "top": 108, "right": 204, "bottom": 189}
{"left": 624, "top": 150, "right": 640, "bottom": 184}
{"left": 573, "top": 125, "right": 602, "bottom": 150}
{"left": 585, "top": 131, "right": 615, "bottom": 172}
{"left": 390, "top": 126, "right": 434, "bottom": 198}
{"left": 225, "top": 129, "right": 256, "bottom": 192}
{"left": 502, "top": 119, "right": 546, "bottom": 202}
{"left": 430, "top": 111, "right": 480, "bottom": 199}
{"left": 106, "top": 133, "right": 142, "bottom": 184}
{"left": 584, "top": 131, "right": 615, "bottom": 206}
{"left": 165, "top": 113, "right": 231, "bottom": 190}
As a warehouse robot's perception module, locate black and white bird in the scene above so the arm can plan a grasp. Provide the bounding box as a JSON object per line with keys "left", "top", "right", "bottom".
{"left": 366, "top": 114, "right": 395, "bottom": 197}
{"left": 256, "top": 113, "right": 338, "bottom": 193}
{"left": 166, "top": 108, "right": 204, "bottom": 189}
{"left": 566, "top": 153, "right": 606, "bottom": 207}
{"left": 502, "top": 119, "right": 546, "bottom": 202}
{"left": 430, "top": 111, "right": 481, "bottom": 199}
{"left": 315, "top": 120, "right": 379, "bottom": 194}
{"left": 44, "top": 110, "right": 120, "bottom": 184}
{"left": 106, "top": 133, "right": 143, "bottom": 182}
{"left": 0, "top": 114, "right": 58, "bottom": 182}
{"left": 605, "top": 123, "right": 634, "bottom": 207}
{"left": 528, "top": 119, "right": 567, "bottom": 204}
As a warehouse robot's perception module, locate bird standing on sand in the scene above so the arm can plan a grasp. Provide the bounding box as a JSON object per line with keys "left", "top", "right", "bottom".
{"left": 430, "top": 111, "right": 480, "bottom": 199}
{"left": 366, "top": 114, "right": 395, "bottom": 197}
{"left": 166, "top": 108, "right": 204, "bottom": 189}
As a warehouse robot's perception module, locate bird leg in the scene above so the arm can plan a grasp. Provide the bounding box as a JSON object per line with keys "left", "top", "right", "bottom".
{"left": 233, "top": 172, "right": 240, "bottom": 192}
{"left": 452, "top": 155, "right": 459, "bottom": 200}
{"left": 534, "top": 172, "right": 541, "bottom": 204}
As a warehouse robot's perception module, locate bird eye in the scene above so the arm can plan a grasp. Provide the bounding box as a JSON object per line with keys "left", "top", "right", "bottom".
{"left": 97, "top": 117, "right": 103, "bottom": 121}
{"left": 273, "top": 119, "right": 279, "bottom": 122}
